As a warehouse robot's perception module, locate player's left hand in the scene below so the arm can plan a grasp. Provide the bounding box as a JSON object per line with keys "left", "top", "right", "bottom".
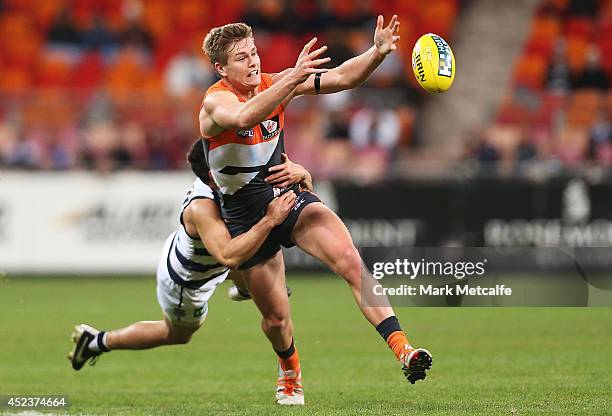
{"left": 374, "top": 14, "right": 400, "bottom": 56}
{"left": 265, "top": 153, "right": 307, "bottom": 189}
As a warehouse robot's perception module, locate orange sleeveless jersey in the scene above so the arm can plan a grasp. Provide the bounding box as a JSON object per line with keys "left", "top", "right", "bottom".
{"left": 202, "top": 73, "right": 287, "bottom": 224}
{"left": 203, "top": 74, "right": 285, "bottom": 151}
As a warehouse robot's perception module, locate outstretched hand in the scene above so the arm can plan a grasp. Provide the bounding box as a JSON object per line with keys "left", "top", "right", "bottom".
{"left": 291, "top": 37, "right": 331, "bottom": 84}
{"left": 374, "top": 15, "right": 400, "bottom": 56}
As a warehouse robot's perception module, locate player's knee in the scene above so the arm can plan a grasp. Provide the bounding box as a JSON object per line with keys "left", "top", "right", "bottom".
{"left": 263, "top": 314, "right": 291, "bottom": 333}
{"left": 334, "top": 245, "right": 362, "bottom": 284}
{"left": 166, "top": 325, "right": 198, "bottom": 345}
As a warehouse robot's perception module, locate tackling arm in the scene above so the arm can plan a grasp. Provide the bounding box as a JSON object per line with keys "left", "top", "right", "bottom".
{"left": 187, "top": 192, "right": 296, "bottom": 269}
{"left": 265, "top": 153, "right": 313, "bottom": 192}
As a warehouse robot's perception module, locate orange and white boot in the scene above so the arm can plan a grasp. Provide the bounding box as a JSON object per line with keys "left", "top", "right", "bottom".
{"left": 400, "top": 346, "right": 433, "bottom": 384}
{"left": 276, "top": 360, "right": 304, "bottom": 405}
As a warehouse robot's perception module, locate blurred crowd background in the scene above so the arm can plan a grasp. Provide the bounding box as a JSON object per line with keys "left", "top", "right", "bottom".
{"left": 469, "top": 0, "right": 612, "bottom": 179}
{"left": 0, "top": 0, "right": 610, "bottom": 181}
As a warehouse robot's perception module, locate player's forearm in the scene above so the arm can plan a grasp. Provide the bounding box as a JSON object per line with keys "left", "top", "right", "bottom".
{"left": 339, "top": 46, "right": 385, "bottom": 89}
{"left": 237, "top": 73, "right": 299, "bottom": 128}
{"left": 220, "top": 217, "right": 275, "bottom": 268}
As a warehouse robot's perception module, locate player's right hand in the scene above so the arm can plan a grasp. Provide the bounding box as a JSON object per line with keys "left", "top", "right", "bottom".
{"left": 291, "top": 37, "right": 331, "bottom": 84}
{"left": 265, "top": 190, "right": 297, "bottom": 226}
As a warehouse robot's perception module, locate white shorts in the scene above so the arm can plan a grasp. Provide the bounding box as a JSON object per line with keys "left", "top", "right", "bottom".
{"left": 156, "top": 234, "right": 229, "bottom": 325}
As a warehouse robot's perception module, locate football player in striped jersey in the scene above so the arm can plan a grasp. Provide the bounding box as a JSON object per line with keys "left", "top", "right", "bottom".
{"left": 68, "top": 140, "right": 311, "bottom": 371}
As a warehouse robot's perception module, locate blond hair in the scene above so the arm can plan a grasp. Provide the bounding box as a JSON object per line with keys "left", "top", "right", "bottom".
{"left": 202, "top": 23, "right": 253, "bottom": 65}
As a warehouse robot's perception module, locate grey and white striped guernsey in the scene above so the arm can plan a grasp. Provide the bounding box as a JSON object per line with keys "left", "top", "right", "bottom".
{"left": 163, "top": 178, "right": 228, "bottom": 289}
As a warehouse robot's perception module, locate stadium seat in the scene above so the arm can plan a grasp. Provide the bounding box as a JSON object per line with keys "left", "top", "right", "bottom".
{"left": 176, "top": 0, "right": 211, "bottom": 34}
{"left": 566, "top": 89, "right": 604, "bottom": 128}
{"left": 565, "top": 17, "right": 594, "bottom": 38}
{"left": 513, "top": 54, "right": 548, "bottom": 90}
{"left": 565, "top": 36, "right": 589, "bottom": 73}
{"left": 0, "top": 66, "right": 33, "bottom": 95}
{"left": 211, "top": 0, "right": 245, "bottom": 26}
{"left": 36, "top": 53, "right": 73, "bottom": 88}
{"left": 72, "top": 52, "right": 105, "bottom": 92}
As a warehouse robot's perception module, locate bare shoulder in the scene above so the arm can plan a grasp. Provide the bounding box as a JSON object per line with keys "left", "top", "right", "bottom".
{"left": 184, "top": 198, "right": 221, "bottom": 228}
{"left": 202, "top": 89, "right": 240, "bottom": 111}
{"left": 200, "top": 90, "right": 242, "bottom": 136}
{"left": 187, "top": 197, "right": 220, "bottom": 218}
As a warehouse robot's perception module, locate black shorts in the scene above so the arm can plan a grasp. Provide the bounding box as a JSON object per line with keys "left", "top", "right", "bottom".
{"left": 227, "top": 190, "right": 321, "bottom": 270}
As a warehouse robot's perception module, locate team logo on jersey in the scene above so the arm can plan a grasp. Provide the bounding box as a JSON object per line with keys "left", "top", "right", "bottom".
{"left": 262, "top": 119, "right": 277, "bottom": 133}
{"left": 237, "top": 128, "right": 254, "bottom": 138}
{"left": 260, "top": 115, "right": 280, "bottom": 141}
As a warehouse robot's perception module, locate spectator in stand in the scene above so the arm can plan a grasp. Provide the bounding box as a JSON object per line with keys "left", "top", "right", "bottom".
{"left": 81, "top": 121, "right": 118, "bottom": 172}
{"left": 119, "top": 18, "right": 154, "bottom": 52}
{"left": 286, "top": 0, "right": 335, "bottom": 33}
{"left": 48, "top": 134, "right": 74, "bottom": 170}
{"left": 148, "top": 131, "right": 171, "bottom": 170}
{"left": 471, "top": 129, "right": 500, "bottom": 176}
{"left": 0, "top": 122, "right": 18, "bottom": 168}
{"left": 81, "top": 14, "right": 118, "bottom": 53}
{"left": 47, "top": 8, "right": 81, "bottom": 47}
{"left": 5, "top": 134, "right": 43, "bottom": 170}
{"left": 243, "top": 0, "right": 290, "bottom": 33}
{"left": 517, "top": 137, "right": 537, "bottom": 163}
{"left": 546, "top": 41, "right": 572, "bottom": 94}
{"left": 573, "top": 46, "right": 610, "bottom": 91}
{"left": 567, "top": 0, "right": 599, "bottom": 18}
{"left": 337, "top": 0, "right": 374, "bottom": 29}
{"left": 325, "top": 28, "right": 354, "bottom": 68}
{"left": 588, "top": 110, "right": 612, "bottom": 163}
{"left": 164, "top": 51, "right": 214, "bottom": 97}
{"left": 514, "top": 125, "right": 538, "bottom": 174}
{"left": 324, "top": 109, "right": 350, "bottom": 142}
{"left": 113, "top": 122, "right": 149, "bottom": 170}
{"left": 349, "top": 106, "right": 401, "bottom": 150}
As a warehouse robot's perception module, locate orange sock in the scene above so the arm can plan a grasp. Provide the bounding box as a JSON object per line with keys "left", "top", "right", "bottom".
{"left": 279, "top": 347, "right": 300, "bottom": 372}
{"left": 387, "top": 331, "right": 412, "bottom": 361}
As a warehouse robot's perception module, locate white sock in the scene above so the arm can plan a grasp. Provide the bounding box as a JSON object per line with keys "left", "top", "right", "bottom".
{"left": 88, "top": 332, "right": 109, "bottom": 353}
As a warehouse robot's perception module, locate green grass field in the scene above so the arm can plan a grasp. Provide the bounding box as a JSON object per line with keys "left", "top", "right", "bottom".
{"left": 1, "top": 274, "right": 611, "bottom": 415}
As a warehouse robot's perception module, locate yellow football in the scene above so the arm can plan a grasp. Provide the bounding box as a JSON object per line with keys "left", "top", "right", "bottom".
{"left": 411, "top": 33, "right": 456, "bottom": 93}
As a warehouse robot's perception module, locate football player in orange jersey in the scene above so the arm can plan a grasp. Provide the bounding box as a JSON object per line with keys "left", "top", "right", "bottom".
{"left": 199, "top": 18, "right": 431, "bottom": 405}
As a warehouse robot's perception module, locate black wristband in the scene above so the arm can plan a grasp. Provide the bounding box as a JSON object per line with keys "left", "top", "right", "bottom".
{"left": 314, "top": 73, "right": 321, "bottom": 94}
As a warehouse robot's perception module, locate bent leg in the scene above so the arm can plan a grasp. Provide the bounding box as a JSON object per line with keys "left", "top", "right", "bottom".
{"left": 242, "top": 251, "right": 293, "bottom": 352}
{"left": 105, "top": 316, "right": 200, "bottom": 349}
{"left": 291, "top": 202, "right": 394, "bottom": 326}
{"left": 241, "top": 251, "right": 303, "bottom": 404}
{"left": 228, "top": 270, "right": 249, "bottom": 293}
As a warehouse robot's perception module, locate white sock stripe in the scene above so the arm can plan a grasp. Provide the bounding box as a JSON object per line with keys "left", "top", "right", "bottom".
{"left": 101, "top": 332, "right": 110, "bottom": 351}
